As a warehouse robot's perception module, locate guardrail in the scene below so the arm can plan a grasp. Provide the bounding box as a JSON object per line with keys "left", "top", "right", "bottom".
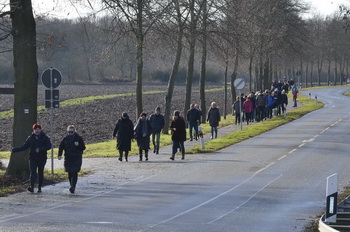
{"left": 319, "top": 197, "right": 350, "bottom": 232}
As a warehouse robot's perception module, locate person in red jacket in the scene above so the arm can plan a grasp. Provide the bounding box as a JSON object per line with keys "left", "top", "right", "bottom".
{"left": 243, "top": 96, "right": 254, "bottom": 125}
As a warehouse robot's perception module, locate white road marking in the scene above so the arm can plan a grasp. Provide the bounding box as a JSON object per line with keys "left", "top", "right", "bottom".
{"left": 289, "top": 149, "right": 297, "bottom": 154}
{"left": 0, "top": 175, "right": 157, "bottom": 223}
{"left": 298, "top": 143, "right": 305, "bottom": 148}
{"left": 154, "top": 162, "right": 276, "bottom": 227}
{"left": 277, "top": 155, "right": 287, "bottom": 161}
{"left": 208, "top": 174, "right": 283, "bottom": 224}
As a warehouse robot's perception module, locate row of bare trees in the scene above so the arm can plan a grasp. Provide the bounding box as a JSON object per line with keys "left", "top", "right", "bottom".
{"left": 2, "top": 0, "right": 350, "bottom": 177}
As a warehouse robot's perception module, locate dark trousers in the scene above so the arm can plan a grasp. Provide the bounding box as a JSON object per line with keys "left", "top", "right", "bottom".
{"left": 172, "top": 141, "right": 185, "bottom": 158}
{"left": 235, "top": 113, "right": 240, "bottom": 124}
{"left": 245, "top": 112, "right": 252, "bottom": 124}
{"left": 68, "top": 172, "right": 78, "bottom": 188}
{"left": 256, "top": 106, "right": 265, "bottom": 121}
{"left": 119, "top": 150, "right": 129, "bottom": 161}
{"left": 152, "top": 133, "right": 161, "bottom": 153}
{"left": 29, "top": 159, "right": 47, "bottom": 188}
{"left": 139, "top": 149, "right": 149, "bottom": 160}
{"left": 188, "top": 122, "right": 198, "bottom": 139}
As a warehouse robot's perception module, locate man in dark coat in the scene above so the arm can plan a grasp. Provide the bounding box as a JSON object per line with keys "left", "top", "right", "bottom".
{"left": 170, "top": 110, "right": 186, "bottom": 160}
{"left": 149, "top": 106, "right": 165, "bottom": 154}
{"left": 186, "top": 103, "right": 200, "bottom": 141}
{"left": 207, "top": 102, "right": 221, "bottom": 139}
{"left": 12, "top": 123, "right": 52, "bottom": 193}
{"left": 58, "top": 125, "right": 86, "bottom": 193}
{"left": 113, "top": 112, "right": 134, "bottom": 162}
{"left": 134, "top": 112, "right": 152, "bottom": 161}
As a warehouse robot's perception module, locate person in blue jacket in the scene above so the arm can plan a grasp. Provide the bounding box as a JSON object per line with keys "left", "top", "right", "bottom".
{"left": 266, "top": 92, "right": 276, "bottom": 119}
{"left": 12, "top": 123, "right": 52, "bottom": 193}
{"left": 149, "top": 106, "right": 165, "bottom": 154}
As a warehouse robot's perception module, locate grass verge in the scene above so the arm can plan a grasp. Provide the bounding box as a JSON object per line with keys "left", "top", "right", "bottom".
{"left": 0, "top": 168, "right": 90, "bottom": 197}
{"left": 187, "top": 95, "right": 323, "bottom": 154}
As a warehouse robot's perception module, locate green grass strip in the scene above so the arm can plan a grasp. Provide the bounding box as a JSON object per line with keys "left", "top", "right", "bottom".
{"left": 187, "top": 95, "right": 323, "bottom": 154}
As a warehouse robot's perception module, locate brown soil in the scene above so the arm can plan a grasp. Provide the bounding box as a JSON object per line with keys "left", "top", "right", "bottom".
{"left": 0, "top": 84, "right": 229, "bottom": 151}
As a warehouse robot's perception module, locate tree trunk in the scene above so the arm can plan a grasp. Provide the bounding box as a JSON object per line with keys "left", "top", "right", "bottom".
{"left": 224, "top": 56, "right": 228, "bottom": 119}
{"left": 248, "top": 56, "right": 253, "bottom": 92}
{"left": 334, "top": 60, "right": 338, "bottom": 86}
{"left": 6, "top": 0, "right": 38, "bottom": 178}
{"left": 327, "top": 59, "right": 331, "bottom": 86}
{"left": 136, "top": 0, "right": 143, "bottom": 119}
{"left": 230, "top": 53, "right": 239, "bottom": 105}
{"left": 199, "top": 0, "right": 207, "bottom": 124}
{"left": 163, "top": 0, "right": 183, "bottom": 134}
{"left": 183, "top": 0, "right": 196, "bottom": 117}
{"left": 310, "top": 61, "right": 314, "bottom": 87}
{"left": 305, "top": 60, "right": 309, "bottom": 88}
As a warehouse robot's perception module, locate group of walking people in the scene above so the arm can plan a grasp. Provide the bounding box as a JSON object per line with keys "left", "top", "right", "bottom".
{"left": 232, "top": 81, "right": 298, "bottom": 124}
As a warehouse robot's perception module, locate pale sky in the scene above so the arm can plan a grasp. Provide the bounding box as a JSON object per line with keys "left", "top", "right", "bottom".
{"left": 305, "top": 0, "right": 350, "bottom": 17}
{"left": 19, "top": 0, "right": 350, "bottom": 19}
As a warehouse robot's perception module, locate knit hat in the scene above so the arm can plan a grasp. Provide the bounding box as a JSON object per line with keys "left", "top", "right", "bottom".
{"left": 32, "top": 123, "right": 42, "bottom": 130}
{"left": 155, "top": 106, "right": 161, "bottom": 112}
{"left": 122, "top": 112, "right": 128, "bottom": 118}
{"left": 174, "top": 110, "right": 180, "bottom": 117}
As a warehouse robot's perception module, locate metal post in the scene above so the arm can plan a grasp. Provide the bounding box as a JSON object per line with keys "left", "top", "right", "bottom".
{"left": 50, "top": 68, "right": 54, "bottom": 175}
{"left": 239, "top": 90, "right": 242, "bottom": 131}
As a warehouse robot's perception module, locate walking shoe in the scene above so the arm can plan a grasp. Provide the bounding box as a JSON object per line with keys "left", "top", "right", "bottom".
{"left": 37, "top": 187, "right": 42, "bottom": 193}
{"left": 27, "top": 186, "right": 34, "bottom": 193}
{"left": 170, "top": 156, "right": 174, "bottom": 160}
{"left": 118, "top": 157, "right": 122, "bottom": 162}
{"left": 69, "top": 187, "right": 75, "bottom": 193}
{"left": 146, "top": 158, "right": 148, "bottom": 161}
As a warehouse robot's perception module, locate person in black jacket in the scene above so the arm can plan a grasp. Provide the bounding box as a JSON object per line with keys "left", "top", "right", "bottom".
{"left": 207, "top": 102, "right": 221, "bottom": 139}
{"left": 12, "top": 123, "right": 52, "bottom": 193}
{"left": 58, "top": 125, "right": 86, "bottom": 193}
{"left": 134, "top": 112, "right": 152, "bottom": 161}
{"left": 149, "top": 107, "right": 165, "bottom": 154}
{"left": 113, "top": 112, "right": 134, "bottom": 162}
{"left": 170, "top": 110, "right": 186, "bottom": 160}
{"left": 186, "top": 104, "right": 200, "bottom": 141}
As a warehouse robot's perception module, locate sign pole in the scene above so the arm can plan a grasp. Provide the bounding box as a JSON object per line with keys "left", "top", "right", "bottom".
{"left": 50, "top": 68, "right": 54, "bottom": 175}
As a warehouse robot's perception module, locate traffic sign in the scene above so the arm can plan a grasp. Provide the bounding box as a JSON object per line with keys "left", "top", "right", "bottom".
{"left": 41, "top": 68, "right": 62, "bottom": 88}
{"left": 234, "top": 78, "right": 245, "bottom": 90}
{"left": 45, "top": 89, "right": 59, "bottom": 101}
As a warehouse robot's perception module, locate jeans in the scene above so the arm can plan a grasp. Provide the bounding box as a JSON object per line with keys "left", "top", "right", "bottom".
{"left": 152, "top": 133, "right": 161, "bottom": 153}
{"left": 188, "top": 122, "right": 198, "bottom": 139}
{"left": 29, "top": 158, "right": 47, "bottom": 188}
{"left": 211, "top": 127, "right": 218, "bottom": 138}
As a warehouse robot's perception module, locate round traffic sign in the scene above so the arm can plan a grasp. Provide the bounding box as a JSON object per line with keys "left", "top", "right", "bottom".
{"left": 234, "top": 77, "right": 245, "bottom": 90}
{"left": 41, "top": 68, "right": 62, "bottom": 88}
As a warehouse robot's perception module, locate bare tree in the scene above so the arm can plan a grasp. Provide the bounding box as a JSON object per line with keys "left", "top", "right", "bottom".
{"left": 6, "top": 0, "right": 38, "bottom": 178}
{"left": 103, "top": 0, "right": 170, "bottom": 118}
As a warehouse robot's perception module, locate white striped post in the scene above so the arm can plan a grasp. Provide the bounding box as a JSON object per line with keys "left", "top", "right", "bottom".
{"left": 325, "top": 173, "right": 338, "bottom": 223}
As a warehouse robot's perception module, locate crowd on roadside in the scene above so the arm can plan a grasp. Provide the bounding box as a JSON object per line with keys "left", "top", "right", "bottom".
{"left": 232, "top": 79, "right": 299, "bottom": 125}
{"left": 10, "top": 78, "right": 299, "bottom": 194}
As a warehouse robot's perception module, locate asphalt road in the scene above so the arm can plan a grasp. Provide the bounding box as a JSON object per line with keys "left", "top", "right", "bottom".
{"left": 1, "top": 87, "right": 350, "bottom": 232}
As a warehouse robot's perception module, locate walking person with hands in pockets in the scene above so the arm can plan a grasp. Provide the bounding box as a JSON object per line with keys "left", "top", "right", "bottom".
{"left": 113, "top": 112, "right": 134, "bottom": 162}
{"left": 170, "top": 110, "right": 187, "bottom": 160}
{"left": 58, "top": 125, "right": 86, "bottom": 193}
